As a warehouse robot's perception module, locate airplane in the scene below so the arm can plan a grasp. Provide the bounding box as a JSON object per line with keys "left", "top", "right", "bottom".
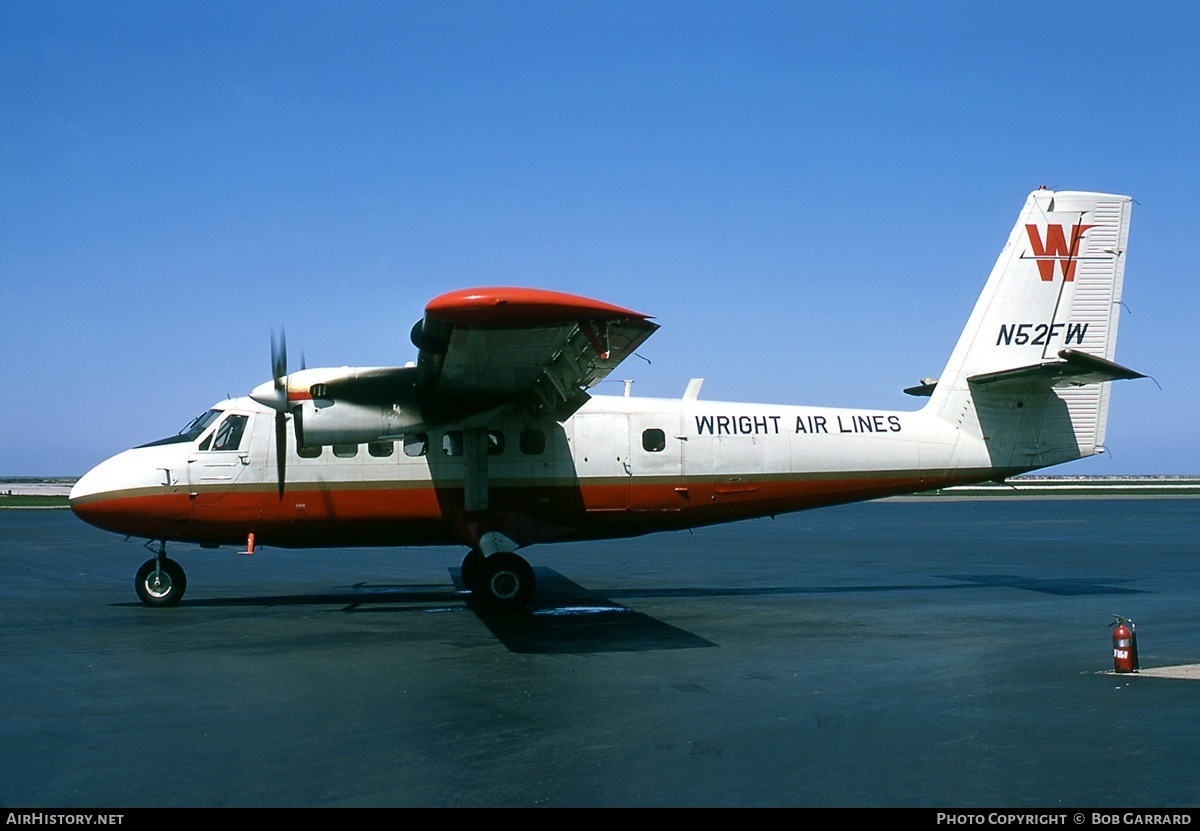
{"left": 70, "top": 188, "right": 1144, "bottom": 611}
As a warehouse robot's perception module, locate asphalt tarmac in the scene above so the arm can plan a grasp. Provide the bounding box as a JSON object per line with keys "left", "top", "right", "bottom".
{"left": 2, "top": 498, "right": 1198, "bottom": 808}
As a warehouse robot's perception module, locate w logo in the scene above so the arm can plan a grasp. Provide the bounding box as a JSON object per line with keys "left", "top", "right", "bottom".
{"left": 1024, "top": 223, "right": 1094, "bottom": 282}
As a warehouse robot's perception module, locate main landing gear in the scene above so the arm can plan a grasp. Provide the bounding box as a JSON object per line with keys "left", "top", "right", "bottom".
{"left": 135, "top": 540, "right": 187, "bottom": 607}
{"left": 460, "top": 548, "right": 536, "bottom": 610}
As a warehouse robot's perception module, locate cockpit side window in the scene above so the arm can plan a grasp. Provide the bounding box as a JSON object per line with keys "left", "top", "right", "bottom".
{"left": 209, "top": 414, "right": 249, "bottom": 452}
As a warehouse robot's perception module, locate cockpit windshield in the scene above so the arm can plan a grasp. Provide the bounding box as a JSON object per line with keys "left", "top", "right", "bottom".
{"left": 178, "top": 409, "right": 223, "bottom": 440}
{"left": 136, "top": 408, "right": 225, "bottom": 448}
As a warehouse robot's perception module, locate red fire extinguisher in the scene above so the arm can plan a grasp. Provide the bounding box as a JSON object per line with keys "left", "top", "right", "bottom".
{"left": 1111, "top": 616, "right": 1139, "bottom": 673}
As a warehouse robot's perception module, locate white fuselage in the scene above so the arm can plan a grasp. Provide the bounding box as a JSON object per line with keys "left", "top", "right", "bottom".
{"left": 70, "top": 392, "right": 997, "bottom": 551}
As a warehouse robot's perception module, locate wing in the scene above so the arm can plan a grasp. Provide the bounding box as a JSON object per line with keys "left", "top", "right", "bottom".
{"left": 412, "top": 287, "right": 659, "bottom": 421}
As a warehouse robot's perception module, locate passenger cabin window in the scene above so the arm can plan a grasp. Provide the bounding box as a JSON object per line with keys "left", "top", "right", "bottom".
{"left": 642, "top": 428, "right": 666, "bottom": 453}
{"left": 210, "top": 414, "right": 249, "bottom": 451}
{"left": 297, "top": 444, "right": 321, "bottom": 459}
{"left": 404, "top": 434, "right": 428, "bottom": 457}
{"left": 519, "top": 428, "right": 545, "bottom": 455}
{"left": 442, "top": 431, "right": 463, "bottom": 457}
{"left": 368, "top": 440, "right": 394, "bottom": 458}
{"left": 333, "top": 444, "right": 358, "bottom": 458}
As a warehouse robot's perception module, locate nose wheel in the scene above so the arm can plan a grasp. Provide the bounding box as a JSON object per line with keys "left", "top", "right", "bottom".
{"left": 135, "top": 551, "right": 187, "bottom": 607}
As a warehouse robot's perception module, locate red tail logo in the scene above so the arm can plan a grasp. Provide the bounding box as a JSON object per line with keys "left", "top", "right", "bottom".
{"left": 1024, "top": 223, "right": 1094, "bottom": 282}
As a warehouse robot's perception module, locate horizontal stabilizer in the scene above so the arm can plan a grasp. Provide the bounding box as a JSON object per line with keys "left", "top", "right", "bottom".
{"left": 904, "top": 378, "right": 939, "bottom": 397}
{"left": 968, "top": 349, "right": 1145, "bottom": 389}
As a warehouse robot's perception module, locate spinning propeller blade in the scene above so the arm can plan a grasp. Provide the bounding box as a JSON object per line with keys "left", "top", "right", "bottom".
{"left": 271, "top": 329, "right": 288, "bottom": 393}
{"left": 270, "top": 329, "right": 288, "bottom": 499}
{"left": 275, "top": 412, "right": 287, "bottom": 500}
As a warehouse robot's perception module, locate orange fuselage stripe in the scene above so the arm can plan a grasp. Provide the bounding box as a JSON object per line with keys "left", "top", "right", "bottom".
{"left": 71, "top": 471, "right": 998, "bottom": 549}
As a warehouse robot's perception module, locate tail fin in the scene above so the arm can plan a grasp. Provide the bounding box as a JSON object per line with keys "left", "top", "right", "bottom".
{"left": 925, "top": 188, "right": 1140, "bottom": 470}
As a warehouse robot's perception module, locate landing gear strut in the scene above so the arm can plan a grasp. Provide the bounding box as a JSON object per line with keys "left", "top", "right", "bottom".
{"left": 135, "top": 541, "right": 187, "bottom": 607}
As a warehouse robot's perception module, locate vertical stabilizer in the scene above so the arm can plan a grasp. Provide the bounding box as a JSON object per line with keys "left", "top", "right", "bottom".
{"left": 926, "top": 189, "right": 1134, "bottom": 470}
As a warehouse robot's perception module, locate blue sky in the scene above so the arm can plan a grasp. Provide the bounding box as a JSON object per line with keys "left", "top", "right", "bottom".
{"left": 2, "top": 1, "right": 1196, "bottom": 476}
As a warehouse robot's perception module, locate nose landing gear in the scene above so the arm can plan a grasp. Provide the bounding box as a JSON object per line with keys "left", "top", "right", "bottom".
{"left": 135, "top": 541, "right": 187, "bottom": 607}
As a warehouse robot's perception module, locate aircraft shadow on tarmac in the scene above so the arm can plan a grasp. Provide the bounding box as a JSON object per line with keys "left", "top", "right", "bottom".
{"left": 108, "top": 568, "right": 1148, "bottom": 655}
{"left": 110, "top": 568, "right": 717, "bottom": 654}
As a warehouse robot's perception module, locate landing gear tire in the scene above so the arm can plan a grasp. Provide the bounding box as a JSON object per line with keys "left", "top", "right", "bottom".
{"left": 475, "top": 552, "right": 536, "bottom": 611}
{"left": 460, "top": 548, "right": 485, "bottom": 590}
{"left": 135, "top": 557, "right": 187, "bottom": 607}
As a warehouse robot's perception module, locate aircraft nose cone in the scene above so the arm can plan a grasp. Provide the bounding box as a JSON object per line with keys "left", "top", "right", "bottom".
{"left": 69, "top": 446, "right": 183, "bottom": 538}
{"left": 69, "top": 462, "right": 110, "bottom": 527}
{"left": 70, "top": 465, "right": 101, "bottom": 506}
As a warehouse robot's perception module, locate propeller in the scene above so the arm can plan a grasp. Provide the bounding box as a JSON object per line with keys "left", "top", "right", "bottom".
{"left": 271, "top": 329, "right": 288, "bottom": 392}
{"left": 251, "top": 332, "right": 316, "bottom": 474}
{"left": 270, "top": 329, "right": 288, "bottom": 499}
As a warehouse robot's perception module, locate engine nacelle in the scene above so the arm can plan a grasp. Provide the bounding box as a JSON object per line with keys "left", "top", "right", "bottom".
{"left": 274, "top": 366, "right": 427, "bottom": 447}
{"left": 295, "top": 398, "right": 425, "bottom": 447}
